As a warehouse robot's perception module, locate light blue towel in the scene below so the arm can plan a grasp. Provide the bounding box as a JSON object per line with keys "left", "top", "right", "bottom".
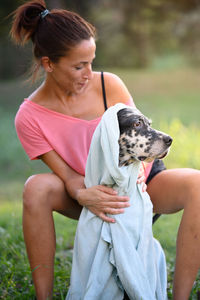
{"left": 66, "top": 103, "right": 167, "bottom": 300}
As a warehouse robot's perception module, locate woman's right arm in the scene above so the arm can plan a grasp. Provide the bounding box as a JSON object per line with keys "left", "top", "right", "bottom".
{"left": 40, "top": 150, "right": 130, "bottom": 223}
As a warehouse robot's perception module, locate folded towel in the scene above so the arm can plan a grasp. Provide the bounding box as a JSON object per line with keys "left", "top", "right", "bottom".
{"left": 66, "top": 103, "right": 167, "bottom": 300}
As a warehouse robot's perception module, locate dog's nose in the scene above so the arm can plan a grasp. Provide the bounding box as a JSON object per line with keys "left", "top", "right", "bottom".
{"left": 163, "top": 135, "right": 173, "bottom": 146}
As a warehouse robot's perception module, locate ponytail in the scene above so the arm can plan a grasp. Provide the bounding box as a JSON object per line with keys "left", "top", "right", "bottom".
{"left": 10, "top": 0, "right": 47, "bottom": 45}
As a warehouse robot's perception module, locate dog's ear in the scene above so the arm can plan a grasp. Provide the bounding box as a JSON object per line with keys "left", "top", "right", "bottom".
{"left": 117, "top": 108, "right": 130, "bottom": 119}
{"left": 117, "top": 108, "right": 141, "bottom": 134}
{"left": 117, "top": 109, "right": 129, "bottom": 134}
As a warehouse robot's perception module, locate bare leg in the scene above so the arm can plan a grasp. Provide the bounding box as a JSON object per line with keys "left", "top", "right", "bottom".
{"left": 147, "top": 168, "right": 200, "bottom": 300}
{"left": 23, "top": 173, "right": 82, "bottom": 300}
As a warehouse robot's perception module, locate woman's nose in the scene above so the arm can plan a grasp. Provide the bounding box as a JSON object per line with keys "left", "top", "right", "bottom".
{"left": 84, "top": 64, "right": 93, "bottom": 80}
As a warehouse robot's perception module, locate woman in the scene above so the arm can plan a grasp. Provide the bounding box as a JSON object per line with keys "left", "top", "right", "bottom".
{"left": 11, "top": 1, "right": 200, "bottom": 299}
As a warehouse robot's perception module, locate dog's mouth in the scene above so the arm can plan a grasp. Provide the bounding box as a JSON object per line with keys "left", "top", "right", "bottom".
{"left": 156, "top": 149, "right": 170, "bottom": 160}
{"left": 138, "top": 148, "right": 170, "bottom": 162}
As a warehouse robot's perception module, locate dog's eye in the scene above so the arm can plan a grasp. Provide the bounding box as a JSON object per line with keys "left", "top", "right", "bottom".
{"left": 134, "top": 121, "right": 142, "bottom": 128}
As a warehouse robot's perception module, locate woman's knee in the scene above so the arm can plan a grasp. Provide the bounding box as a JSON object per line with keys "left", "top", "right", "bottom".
{"left": 23, "top": 173, "right": 65, "bottom": 210}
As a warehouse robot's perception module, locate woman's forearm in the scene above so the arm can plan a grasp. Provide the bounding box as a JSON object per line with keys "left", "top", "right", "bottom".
{"left": 64, "top": 174, "right": 86, "bottom": 201}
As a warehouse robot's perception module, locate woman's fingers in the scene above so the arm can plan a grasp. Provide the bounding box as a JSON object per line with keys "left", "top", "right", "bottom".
{"left": 96, "top": 185, "right": 130, "bottom": 202}
{"left": 137, "top": 164, "right": 146, "bottom": 189}
{"left": 104, "top": 207, "right": 125, "bottom": 215}
{"left": 78, "top": 185, "right": 131, "bottom": 222}
{"left": 99, "top": 213, "right": 116, "bottom": 223}
{"left": 142, "top": 183, "right": 147, "bottom": 192}
{"left": 137, "top": 169, "right": 147, "bottom": 192}
{"left": 137, "top": 175, "right": 145, "bottom": 184}
{"left": 95, "top": 185, "right": 118, "bottom": 195}
{"left": 103, "top": 200, "right": 130, "bottom": 209}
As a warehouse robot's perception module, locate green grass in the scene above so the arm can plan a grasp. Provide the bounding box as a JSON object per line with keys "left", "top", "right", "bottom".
{"left": 0, "top": 199, "right": 199, "bottom": 299}
{"left": 0, "top": 195, "right": 77, "bottom": 299}
{"left": 113, "top": 67, "right": 200, "bottom": 127}
{"left": 0, "top": 199, "right": 177, "bottom": 299}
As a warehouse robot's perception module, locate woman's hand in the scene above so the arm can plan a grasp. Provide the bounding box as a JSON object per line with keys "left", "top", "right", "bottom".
{"left": 76, "top": 185, "right": 130, "bottom": 223}
{"left": 137, "top": 164, "right": 147, "bottom": 192}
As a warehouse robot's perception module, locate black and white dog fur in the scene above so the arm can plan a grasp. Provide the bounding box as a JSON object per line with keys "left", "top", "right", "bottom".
{"left": 117, "top": 107, "right": 172, "bottom": 166}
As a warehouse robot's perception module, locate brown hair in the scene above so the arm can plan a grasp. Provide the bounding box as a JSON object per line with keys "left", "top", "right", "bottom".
{"left": 10, "top": 0, "right": 96, "bottom": 80}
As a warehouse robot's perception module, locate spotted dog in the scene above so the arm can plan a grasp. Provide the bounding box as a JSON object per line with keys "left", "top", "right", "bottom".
{"left": 117, "top": 107, "right": 172, "bottom": 166}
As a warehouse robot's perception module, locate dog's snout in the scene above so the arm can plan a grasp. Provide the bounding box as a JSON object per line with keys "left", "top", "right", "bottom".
{"left": 163, "top": 135, "right": 173, "bottom": 146}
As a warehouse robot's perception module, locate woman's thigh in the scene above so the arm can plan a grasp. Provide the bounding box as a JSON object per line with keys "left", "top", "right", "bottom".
{"left": 146, "top": 168, "right": 200, "bottom": 214}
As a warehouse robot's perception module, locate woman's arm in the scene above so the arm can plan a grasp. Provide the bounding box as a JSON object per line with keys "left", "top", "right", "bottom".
{"left": 40, "top": 150, "right": 130, "bottom": 222}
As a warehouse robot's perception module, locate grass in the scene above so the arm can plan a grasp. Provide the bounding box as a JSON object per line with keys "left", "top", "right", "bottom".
{"left": 0, "top": 197, "right": 178, "bottom": 299}
{"left": 0, "top": 196, "right": 200, "bottom": 299}
{"left": 0, "top": 193, "right": 77, "bottom": 299}
{"left": 113, "top": 67, "right": 200, "bottom": 127}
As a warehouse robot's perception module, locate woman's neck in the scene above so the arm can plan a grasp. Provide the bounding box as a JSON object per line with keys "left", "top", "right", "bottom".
{"left": 28, "top": 72, "right": 104, "bottom": 119}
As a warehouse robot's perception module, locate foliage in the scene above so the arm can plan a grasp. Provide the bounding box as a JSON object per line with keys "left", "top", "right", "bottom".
{"left": 159, "top": 120, "right": 200, "bottom": 170}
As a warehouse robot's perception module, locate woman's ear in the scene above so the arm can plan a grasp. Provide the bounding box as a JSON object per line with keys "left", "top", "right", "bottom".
{"left": 41, "top": 56, "right": 53, "bottom": 72}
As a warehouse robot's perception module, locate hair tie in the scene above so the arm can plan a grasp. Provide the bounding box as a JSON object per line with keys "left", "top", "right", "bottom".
{"left": 40, "top": 9, "right": 49, "bottom": 19}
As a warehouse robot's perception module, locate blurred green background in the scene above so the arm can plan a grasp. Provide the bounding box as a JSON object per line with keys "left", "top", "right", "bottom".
{"left": 0, "top": 0, "right": 200, "bottom": 298}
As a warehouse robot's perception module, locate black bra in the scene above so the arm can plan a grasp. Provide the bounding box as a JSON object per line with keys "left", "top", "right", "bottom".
{"left": 101, "top": 71, "right": 108, "bottom": 111}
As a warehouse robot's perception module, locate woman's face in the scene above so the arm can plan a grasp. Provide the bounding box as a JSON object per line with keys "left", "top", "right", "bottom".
{"left": 49, "top": 37, "right": 96, "bottom": 94}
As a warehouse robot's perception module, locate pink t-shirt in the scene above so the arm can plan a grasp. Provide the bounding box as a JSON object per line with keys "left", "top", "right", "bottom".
{"left": 15, "top": 98, "right": 152, "bottom": 178}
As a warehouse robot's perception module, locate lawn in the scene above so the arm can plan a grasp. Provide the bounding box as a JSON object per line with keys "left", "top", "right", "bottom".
{"left": 0, "top": 190, "right": 179, "bottom": 299}
{"left": 1, "top": 190, "right": 200, "bottom": 299}
{"left": 0, "top": 64, "right": 200, "bottom": 298}
{"left": 0, "top": 196, "right": 77, "bottom": 299}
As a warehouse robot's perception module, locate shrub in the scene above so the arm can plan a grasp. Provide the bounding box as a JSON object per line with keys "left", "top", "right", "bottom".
{"left": 159, "top": 119, "right": 200, "bottom": 170}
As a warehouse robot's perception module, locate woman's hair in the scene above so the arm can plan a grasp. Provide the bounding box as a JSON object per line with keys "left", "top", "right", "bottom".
{"left": 10, "top": 0, "right": 96, "bottom": 80}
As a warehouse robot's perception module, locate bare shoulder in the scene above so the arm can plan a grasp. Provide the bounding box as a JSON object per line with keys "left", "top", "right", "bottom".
{"left": 102, "top": 72, "right": 133, "bottom": 106}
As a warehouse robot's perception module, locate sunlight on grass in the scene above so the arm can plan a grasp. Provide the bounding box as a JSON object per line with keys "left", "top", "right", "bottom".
{"left": 113, "top": 67, "right": 200, "bottom": 127}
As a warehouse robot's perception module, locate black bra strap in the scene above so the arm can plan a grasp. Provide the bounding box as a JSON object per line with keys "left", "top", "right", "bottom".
{"left": 101, "top": 71, "right": 108, "bottom": 111}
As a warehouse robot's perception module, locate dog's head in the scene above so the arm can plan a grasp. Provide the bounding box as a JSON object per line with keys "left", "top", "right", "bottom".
{"left": 117, "top": 107, "right": 172, "bottom": 166}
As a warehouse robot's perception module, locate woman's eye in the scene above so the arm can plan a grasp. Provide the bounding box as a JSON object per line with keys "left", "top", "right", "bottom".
{"left": 75, "top": 66, "right": 83, "bottom": 70}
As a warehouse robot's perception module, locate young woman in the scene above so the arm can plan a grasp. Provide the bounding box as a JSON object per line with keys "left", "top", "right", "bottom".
{"left": 11, "top": 1, "right": 200, "bottom": 299}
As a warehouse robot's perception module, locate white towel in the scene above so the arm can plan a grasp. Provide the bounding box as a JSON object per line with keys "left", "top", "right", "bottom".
{"left": 66, "top": 103, "right": 167, "bottom": 300}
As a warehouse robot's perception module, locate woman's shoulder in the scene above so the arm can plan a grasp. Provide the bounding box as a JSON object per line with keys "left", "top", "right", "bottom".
{"left": 16, "top": 99, "right": 33, "bottom": 115}
{"left": 15, "top": 99, "right": 29, "bottom": 119}
{"left": 93, "top": 71, "right": 126, "bottom": 87}
{"left": 15, "top": 99, "right": 39, "bottom": 129}
{"left": 96, "top": 71, "right": 133, "bottom": 106}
